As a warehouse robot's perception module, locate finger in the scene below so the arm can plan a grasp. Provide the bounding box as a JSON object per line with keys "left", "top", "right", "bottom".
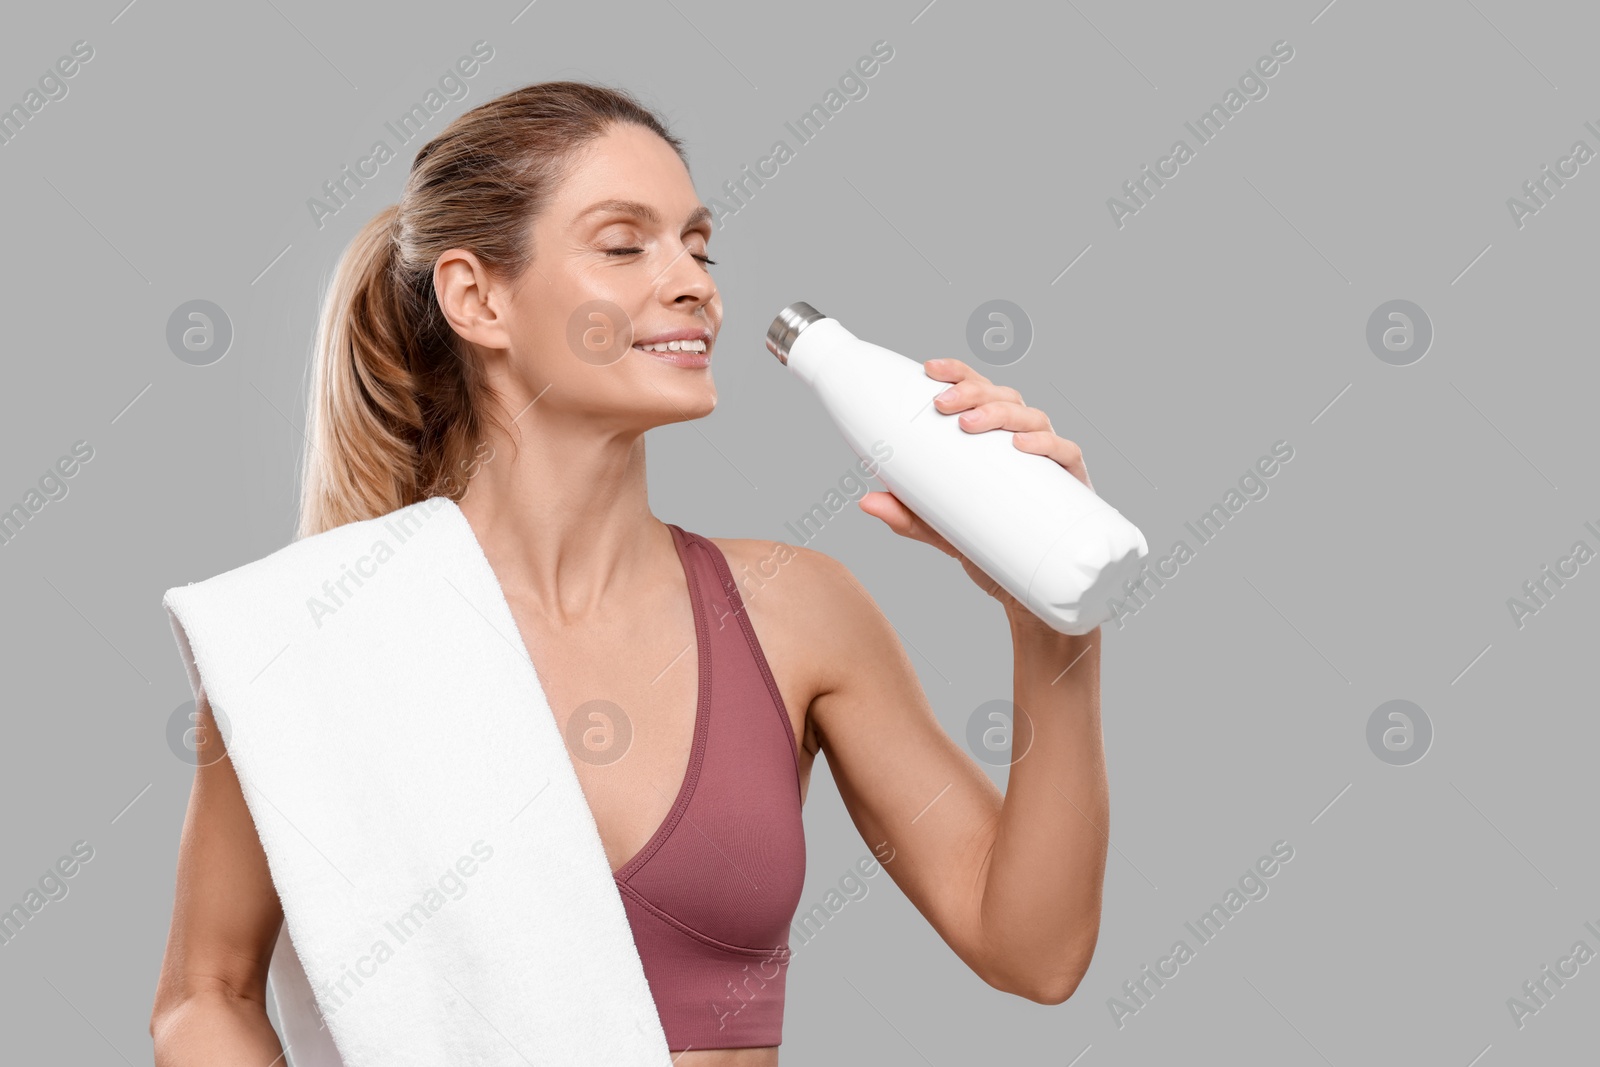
{"left": 858, "top": 491, "right": 958, "bottom": 556}
{"left": 954, "top": 400, "right": 1053, "bottom": 434}
{"left": 857, "top": 490, "right": 914, "bottom": 534}
{"left": 1013, "top": 431, "right": 1092, "bottom": 488}
{"left": 923, "top": 358, "right": 987, "bottom": 388}
{"left": 933, "top": 379, "right": 1022, "bottom": 414}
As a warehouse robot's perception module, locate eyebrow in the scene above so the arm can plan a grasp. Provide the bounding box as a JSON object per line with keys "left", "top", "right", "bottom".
{"left": 577, "top": 198, "right": 713, "bottom": 232}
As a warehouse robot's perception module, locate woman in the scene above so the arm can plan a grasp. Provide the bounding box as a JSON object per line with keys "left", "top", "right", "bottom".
{"left": 148, "top": 81, "right": 1109, "bottom": 1064}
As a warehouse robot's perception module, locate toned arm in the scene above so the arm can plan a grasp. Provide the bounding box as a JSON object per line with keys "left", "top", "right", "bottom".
{"left": 793, "top": 543, "right": 1106, "bottom": 1004}
{"left": 149, "top": 684, "right": 288, "bottom": 1063}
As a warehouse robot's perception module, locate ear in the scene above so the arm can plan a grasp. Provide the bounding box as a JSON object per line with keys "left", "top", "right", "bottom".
{"left": 435, "top": 249, "right": 514, "bottom": 350}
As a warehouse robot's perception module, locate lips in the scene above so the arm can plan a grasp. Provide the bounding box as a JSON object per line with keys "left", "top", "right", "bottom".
{"left": 632, "top": 326, "right": 713, "bottom": 363}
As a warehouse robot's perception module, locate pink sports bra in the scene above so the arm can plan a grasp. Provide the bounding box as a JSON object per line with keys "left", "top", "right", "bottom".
{"left": 611, "top": 524, "right": 807, "bottom": 1051}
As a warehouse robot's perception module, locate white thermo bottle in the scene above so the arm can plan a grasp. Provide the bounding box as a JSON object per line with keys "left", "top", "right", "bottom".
{"left": 767, "top": 302, "right": 1149, "bottom": 635}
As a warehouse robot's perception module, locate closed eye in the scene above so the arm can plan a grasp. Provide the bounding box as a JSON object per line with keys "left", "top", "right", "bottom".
{"left": 605, "top": 247, "right": 716, "bottom": 267}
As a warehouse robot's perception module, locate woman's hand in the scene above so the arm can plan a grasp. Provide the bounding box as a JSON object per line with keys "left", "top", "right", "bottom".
{"left": 858, "top": 357, "right": 1094, "bottom": 627}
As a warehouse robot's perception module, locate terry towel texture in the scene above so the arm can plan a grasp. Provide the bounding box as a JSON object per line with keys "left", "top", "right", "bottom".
{"left": 161, "top": 496, "right": 673, "bottom": 1066}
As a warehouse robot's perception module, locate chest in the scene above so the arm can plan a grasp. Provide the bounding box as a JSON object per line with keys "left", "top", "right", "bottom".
{"left": 505, "top": 584, "right": 816, "bottom": 879}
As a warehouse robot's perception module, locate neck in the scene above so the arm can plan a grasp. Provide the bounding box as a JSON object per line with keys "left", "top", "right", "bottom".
{"left": 455, "top": 410, "right": 667, "bottom": 625}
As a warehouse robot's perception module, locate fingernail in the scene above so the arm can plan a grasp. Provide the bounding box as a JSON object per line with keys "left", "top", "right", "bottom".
{"left": 936, "top": 387, "right": 957, "bottom": 402}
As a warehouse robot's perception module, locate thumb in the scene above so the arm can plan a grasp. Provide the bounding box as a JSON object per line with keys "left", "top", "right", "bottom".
{"left": 858, "top": 490, "right": 911, "bottom": 531}
{"left": 858, "top": 490, "right": 960, "bottom": 558}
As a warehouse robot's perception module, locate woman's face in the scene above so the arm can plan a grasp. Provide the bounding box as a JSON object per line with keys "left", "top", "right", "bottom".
{"left": 443, "top": 121, "right": 722, "bottom": 432}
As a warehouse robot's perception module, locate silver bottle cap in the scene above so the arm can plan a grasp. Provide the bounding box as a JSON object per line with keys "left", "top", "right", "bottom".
{"left": 766, "top": 302, "right": 828, "bottom": 364}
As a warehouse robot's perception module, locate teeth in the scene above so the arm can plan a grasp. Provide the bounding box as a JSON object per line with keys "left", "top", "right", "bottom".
{"left": 635, "top": 339, "right": 708, "bottom": 353}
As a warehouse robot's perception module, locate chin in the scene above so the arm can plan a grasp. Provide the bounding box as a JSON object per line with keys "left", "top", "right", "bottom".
{"left": 668, "top": 382, "right": 717, "bottom": 420}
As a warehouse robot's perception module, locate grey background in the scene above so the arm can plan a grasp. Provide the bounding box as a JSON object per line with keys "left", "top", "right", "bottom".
{"left": 1, "top": 0, "right": 1595, "bottom": 1063}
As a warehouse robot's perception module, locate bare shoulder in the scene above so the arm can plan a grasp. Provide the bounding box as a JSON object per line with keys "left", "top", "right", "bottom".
{"left": 704, "top": 535, "right": 872, "bottom": 620}
{"left": 703, "top": 535, "right": 894, "bottom": 700}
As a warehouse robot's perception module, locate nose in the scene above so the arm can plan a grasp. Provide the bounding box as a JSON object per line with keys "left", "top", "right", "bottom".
{"left": 653, "top": 245, "right": 716, "bottom": 310}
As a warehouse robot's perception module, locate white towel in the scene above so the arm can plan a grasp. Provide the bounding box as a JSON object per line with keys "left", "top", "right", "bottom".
{"left": 161, "top": 496, "right": 673, "bottom": 1067}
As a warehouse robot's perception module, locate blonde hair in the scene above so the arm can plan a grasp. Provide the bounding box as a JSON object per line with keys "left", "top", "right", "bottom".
{"left": 296, "top": 81, "right": 686, "bottom": 539}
